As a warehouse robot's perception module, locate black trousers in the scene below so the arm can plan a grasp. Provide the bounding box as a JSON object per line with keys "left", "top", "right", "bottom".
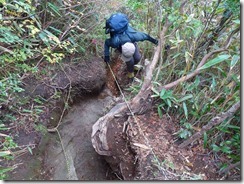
{"left": 125, "top": 43, "right": 141, "bottom": 73}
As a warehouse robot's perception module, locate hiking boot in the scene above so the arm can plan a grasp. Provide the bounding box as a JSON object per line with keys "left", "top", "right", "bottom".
{"left": 127, "top": 72, "right": 134, "bottom": 83}
{"left": 127, "top": 72, "right": 134, "bottom": 78}
{"left": 134, "top": 64, "right": 143, "bottom": 72}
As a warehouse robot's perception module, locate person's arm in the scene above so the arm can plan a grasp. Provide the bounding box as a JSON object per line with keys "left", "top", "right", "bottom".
{"left": 147, "top": 34, "right": 158, "bottom": 45}
{"left": 104, "top": 36, "right": 122, "bottom": 63}
{"left": 126, "top": 26, "right": 158, "bottom": 45}
{"left": 135, "top": 32, "right": 158, "bottom": 45}
{"left": 104, "top": 39, "right": 111, "bottom": 63}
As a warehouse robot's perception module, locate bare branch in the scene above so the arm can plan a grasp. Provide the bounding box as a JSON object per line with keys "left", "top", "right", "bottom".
{"left": 219, "top": 161, "right": 241, "bottom": 174}
{"left": 178, "top": 101, "right": 240, "bottom": 149}
{"left": 196, "top": 0, "right": 222, "bottom": 44}
{"left": 160, "top": 48, "right": 226, "bottom": 90}
{"left": 159, "top": 25, "right": 240, "bottom": 91}
{"left": 224, "top": 27, "right": 240, "bottom": 48}
{"left": 0, "top": 45, "right": 13, "bottom": 54}
{"left": 180, "top": 0, "right": 188, "bottom": 14}
{"left": 131, "top": 17, "right": 171, "bottom": 108}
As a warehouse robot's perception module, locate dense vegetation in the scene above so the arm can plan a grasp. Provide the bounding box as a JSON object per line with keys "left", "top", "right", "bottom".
{"left": 0, "top": 0, "right": 240, "bottom": 180}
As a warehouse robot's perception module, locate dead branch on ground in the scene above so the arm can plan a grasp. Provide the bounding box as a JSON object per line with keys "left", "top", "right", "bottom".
{"left": 178, "top": 101, "right": 240, "bottom": 148}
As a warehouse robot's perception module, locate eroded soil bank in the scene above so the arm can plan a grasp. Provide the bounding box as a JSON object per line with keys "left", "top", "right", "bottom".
{"left": 7, "top": 56, "right": 120, "bottom": 180}
{"left": 41, "top": 89, "right": 117, "bottom": 180}
{"left": 9, "top": 90, "right": 118, "bottom": 180}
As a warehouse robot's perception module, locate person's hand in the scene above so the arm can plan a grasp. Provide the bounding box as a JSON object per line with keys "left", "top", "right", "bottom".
{"left": 152, "top": 39, "right": 158, "bottom": 45}
{"left": 149, "top": 37, "right": 158, "bottom": 45}
{"left": 104, "top": 56, "right": 110, "bottom": 63}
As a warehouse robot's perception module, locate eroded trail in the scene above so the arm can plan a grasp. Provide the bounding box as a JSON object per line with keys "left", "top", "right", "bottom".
{"left": 42, "top": 90, "right": 116, "bottom": 180}
{"left": 9, "top": 88, "right": 118, "bottom": 180}
{"left": 7, "top": 57, "right": 119, "bottom": 180}
{"left": 7, "top": 55, "right": 221, "bottom": 181}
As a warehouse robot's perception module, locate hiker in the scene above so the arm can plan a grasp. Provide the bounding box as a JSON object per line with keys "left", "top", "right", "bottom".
{"left": 103, "top": 13, "right": 158, "bottom": 82}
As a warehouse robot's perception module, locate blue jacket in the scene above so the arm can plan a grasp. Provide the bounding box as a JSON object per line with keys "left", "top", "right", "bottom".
{"left": 104, "top": 26, "right": 157, "bottom": 57}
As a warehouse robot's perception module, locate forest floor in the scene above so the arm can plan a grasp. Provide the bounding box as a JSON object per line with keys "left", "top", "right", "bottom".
{"left": 3, "top": 55, "right": 239, "bottom": 181}
{"left": 103, "top": 56, "right": 240, "bottom": 180}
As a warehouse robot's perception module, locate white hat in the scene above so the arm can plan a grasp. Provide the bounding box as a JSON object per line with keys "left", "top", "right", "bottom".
{"left": 121, "top": 42, "right": 135, "bottom": 62}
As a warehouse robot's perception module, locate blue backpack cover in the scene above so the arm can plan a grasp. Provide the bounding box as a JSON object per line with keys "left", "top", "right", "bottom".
{"left": 105, "top": 13, "right": 129, "bottom": 34}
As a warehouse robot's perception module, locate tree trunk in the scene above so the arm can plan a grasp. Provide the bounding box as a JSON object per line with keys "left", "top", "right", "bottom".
{"left": 178, "top": 101, "right": 240, "bottom": 149}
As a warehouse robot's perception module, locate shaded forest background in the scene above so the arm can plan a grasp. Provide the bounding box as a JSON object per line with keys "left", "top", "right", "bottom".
{"left": 0, "top": 0, "right": 240, "bottom": 180}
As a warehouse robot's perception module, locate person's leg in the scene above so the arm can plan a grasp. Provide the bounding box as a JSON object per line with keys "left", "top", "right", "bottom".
{"left": 123, "top": 43, "right": 140, "bottom": 82}
{"left": 133, "top": 43, "right": 141, "bottom": 65}
{"left": 125, "top": 58, "right": 134, "bottom": 73}
{"left": 125, "top": 59, "right": 135, "bottom": 81}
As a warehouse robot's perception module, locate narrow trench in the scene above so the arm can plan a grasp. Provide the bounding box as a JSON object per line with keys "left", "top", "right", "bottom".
{"left": 8, "top": 60, "right": 124, "bottom": 181}
{"left": 105, "top": 60, "right": 124, "bottom": 97}
{"left": 40, "top": 90, "right": 120, "bottom": 180}
{"left": 38, "top": 61, "right": 124, "bottom": 180}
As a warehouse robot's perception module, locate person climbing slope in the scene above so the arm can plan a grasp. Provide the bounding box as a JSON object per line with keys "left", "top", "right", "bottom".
{"left": 103, "top": 13, "right": 158, "bottom": 82}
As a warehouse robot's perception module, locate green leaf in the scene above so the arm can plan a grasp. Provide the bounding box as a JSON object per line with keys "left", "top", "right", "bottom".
{"left": 221, "top": 146, "right": 231, "bottom": 154}
{"left": 47, "top": 2, "right": 61, "bottom": 16}
{"left": 210, "top": 77, "right": 216, "bottom": 92}
{"left": 172, "top": 53, "right": 181, "bottom": 59}
{"left": 48, "top": 26, "right": 62, "bottom": 34}
{"left": 194, "top": 76, "right": 200, "bottom": 87}
{"left": 199, "top": 55, "right": 231, "bottom": 70}
{"left": 166, "top": 99, "right": 172, "bottom": 107}
{"left": 225, "top": 141, "right": 232, "bottom": 145}
{"left": 34, "top": 98, "right": 43, "bottom": 104}
{"left": 219, "top": 163, "right": 228, "bottom": 172}
{"left": 178, "top": 94, "right": 193, "bottom": 103}
{"left": 185, "top": 14, "right": 194, "bottom": 23}
{"left": 44, "top": 30, "right": 60, "bottom": 44}
{"left": 184, "top": 123, "right": 192, "bottom": 129}
{"left": 157, "top": 105, "right": 163, "bottom": 119}
{"left": 39, "top": 32, "right": 50, "bottom": 46}
{"left": 179, "top": 129, "right": 191, "bottom": 139}
{"left": 27, "top": 146, "right": 33, "bottom": 155}
{"left": 0, "top": 124, "right": 9, "bottom": 131}
{"left": 183, "top": 102, "right": 188, "bottom": 119}
{"left": 0, "top": 167, "right": 13, "bottom": 174}
{"left": 203, "top": 132, "right": 208, "bottom": 149}
{"left": 22, "top": 109, "right": 32, "bottom": 113}
{"left": 215, "top": 66, "right": 227, "bottom": 77}
{"left": 160, "top": 89, "right": 166, "bottom": 98}
{"left": 212, "top": 144, "right": 220, "bottom": 152}
{"left": 151, "top": 87, "right": 159, "bottom": 96}
{"left": 0, "top": 151, "right": 11, "bottom": 157}
{"left": 226, "top": 124, "right": 240, "bottom": 130}
{"left": 230, "top": 55, "right": 240, "bottom": 70}
{"left": 233, "top": 19, "right": 240, "bottom": 24}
